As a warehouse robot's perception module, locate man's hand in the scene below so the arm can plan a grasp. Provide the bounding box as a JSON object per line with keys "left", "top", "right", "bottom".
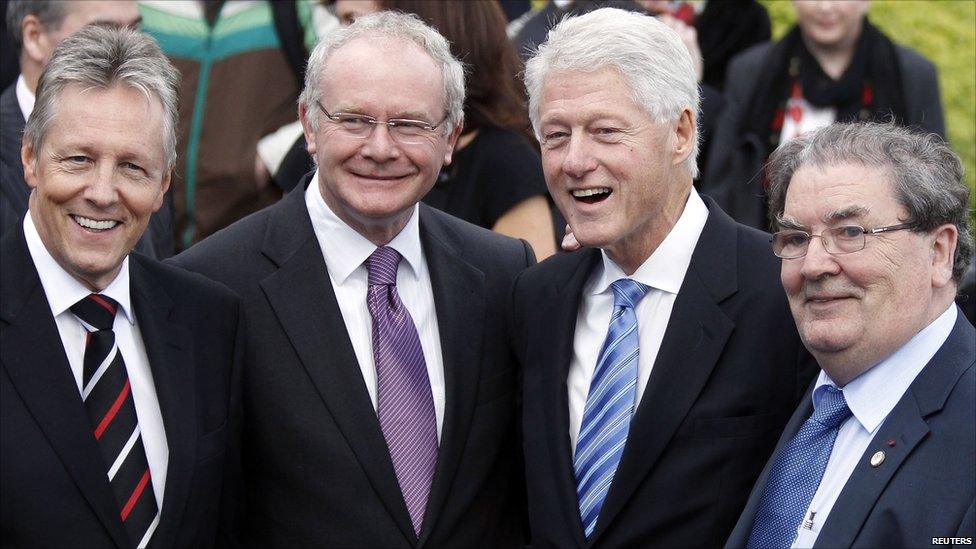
{"left": 562, "top": 224, "right": 581, "bottom": 252}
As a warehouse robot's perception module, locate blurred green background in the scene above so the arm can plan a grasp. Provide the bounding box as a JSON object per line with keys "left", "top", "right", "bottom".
{"left": 760, "top": 0, "right": 976, "bottom": 207}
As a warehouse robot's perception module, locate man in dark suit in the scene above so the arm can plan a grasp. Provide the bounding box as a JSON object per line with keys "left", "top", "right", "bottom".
{"left": 513, "top": 8, "right": 816, "bottom": 548}
{"left": 172, "top": 11, "right": 533, "bottom": 547}
{"left": 1, "top": 25, "right": 242, "bottom": 547}
{"left": 726, "top": 123, "right": 974, "bottom": 548}
{"left": 1, "top": 0, "right": 174, "bottom": 258}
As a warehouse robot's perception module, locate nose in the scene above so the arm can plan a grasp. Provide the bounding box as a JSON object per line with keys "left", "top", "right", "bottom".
{"left": 359, "top": 123, "right": 401, "bottom": 162}
{"left": 799, "top": 235, "right": 841, "bottom": 280}
{"left": 561, "top": 134, "right": 598, "bottom": 179}
{"left": 83, "top": 163, "right": 119, "bottom": 207}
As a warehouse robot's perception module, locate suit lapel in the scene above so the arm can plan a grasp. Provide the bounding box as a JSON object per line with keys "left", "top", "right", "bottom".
{"left": 591, "top": 204, "right": 738, "bottom": 543}
{"left": 0, "top": 228, "right": 130, "bottom": 547}
{"left": 815, "top": 314, "right": 975, "bottom": 548}
{"left": 127, "top": 258, "right": 196, "bottom": 549}
{"left": 415, "top": 208, "right": 486, "bottom": 546}
{"left": 258, "top": 186, "right": 416, "bottom": 542}
{"left": 541, "top": 249, "right": 602, "bottom": 548}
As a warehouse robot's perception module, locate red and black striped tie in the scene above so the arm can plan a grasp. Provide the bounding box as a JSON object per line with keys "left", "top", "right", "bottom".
{"left": 71, "top": 294, "right": 159, "bottom": 548}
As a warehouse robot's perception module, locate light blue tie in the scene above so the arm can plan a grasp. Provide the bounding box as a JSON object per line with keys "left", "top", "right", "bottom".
{"left": 747, "top": 386, "right": 853, "bottom": 548}
{"left": 575, "top": 278, "right": 650, "bottom": 538}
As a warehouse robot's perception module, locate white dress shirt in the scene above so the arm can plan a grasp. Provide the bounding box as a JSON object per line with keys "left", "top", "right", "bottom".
{"left": 15, "top": 74, "right": 34, "bottom": 121}
{"left": 568, "top": 189, "right": 709, "bottom": 454}
{"left": 23, "top": 214, "right": 168, "bottom": 508}
{"left": 791, "top": 304, "right": 957, "bottom": 548}
{"left": 305, "top": 171, "right": 446, "bottom": 439}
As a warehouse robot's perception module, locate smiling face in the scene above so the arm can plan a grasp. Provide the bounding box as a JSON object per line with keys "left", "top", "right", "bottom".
{"left": 793, "top": 0, "right": 870, "bottom": 52}
{"left": 537, "top": 67, "right": 694, "bottom": 273}
{"left": 779, "top": 163, "right": 948, "bottom": 384}
{"left": 24, "top": 83, "right": 170, "bottom": 291}
{"left": 301, "top": 36, "right": 460, "bottom": 245}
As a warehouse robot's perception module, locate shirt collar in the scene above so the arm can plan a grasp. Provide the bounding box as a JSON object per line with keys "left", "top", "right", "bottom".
{"left": 15, "top": 74, "right": 34, "bottom": 122}
{"left": 305, "top": 170, "right": 423, "bottom": 284}
{"left": 813, "top": 304, "right": 957, "bottom": 434}
{"left": 23, "top": 213, "right": 135, "bottom": 324}
{"left": 591, "top": 189, "right": 708, "bottom": 296}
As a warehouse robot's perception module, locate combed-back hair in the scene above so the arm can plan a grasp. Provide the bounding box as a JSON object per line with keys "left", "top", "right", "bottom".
{"left": 523, "top": 7, "right": 701, "bottom": 177}
{"left": 24, "top": 24, "right": 180, "bottom": 167}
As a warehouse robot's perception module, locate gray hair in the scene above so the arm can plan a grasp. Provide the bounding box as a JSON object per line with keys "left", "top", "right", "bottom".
{"left": 524, "top": 7, "right": 701, "bottom": 178}
{"left": 767, "top": 122, "right": 974, "bottom": 282}
{"left": 5, "top": 0, "right": 68, "bottom": 47}
{"left": 299, "top": 10, "right": 465, "bottom": 134}
{"left": 24, "top": 24, "right": 179, "bottom": 168}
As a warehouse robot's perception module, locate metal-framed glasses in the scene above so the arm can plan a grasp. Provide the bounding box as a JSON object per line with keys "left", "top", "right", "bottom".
{"left": 315, "top": 101, "right": 448, "bottom": 144}
{"left": 771, "top": 222, "right": 916, "bottom": 259}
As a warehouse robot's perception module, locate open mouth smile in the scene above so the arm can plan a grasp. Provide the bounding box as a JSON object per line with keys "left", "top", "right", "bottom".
{"left": 72, "top": 215, "right": 119, "bottom": 231}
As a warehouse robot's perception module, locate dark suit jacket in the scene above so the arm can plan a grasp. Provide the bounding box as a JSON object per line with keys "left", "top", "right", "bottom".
{"left": 0, "top": 83, "right": 175, "bottom": 258}
{"left": 171, "top": 175, "right": 535, "bottom": 547}
{"left": 512, "top": 197, "right": 818, "bottom": 548}
{"left": 726, "top": 310, "right": 976, "bottom": 548}
{"left": 0, "top": 224, "right": 243, "bottom": 548}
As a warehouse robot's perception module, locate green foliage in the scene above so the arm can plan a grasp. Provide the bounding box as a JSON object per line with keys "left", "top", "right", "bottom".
{"left": 760, "top": 0, "right": 976, "bottom": 206}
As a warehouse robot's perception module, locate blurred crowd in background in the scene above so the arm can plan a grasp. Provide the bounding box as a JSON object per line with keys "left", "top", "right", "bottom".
{"left": 0, "top": 0, "right": 972, "bottom": 319}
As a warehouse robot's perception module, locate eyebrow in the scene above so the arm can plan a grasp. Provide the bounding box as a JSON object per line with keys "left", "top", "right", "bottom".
{"left": 822, "top": 205, "right": 870, "bottom": 224}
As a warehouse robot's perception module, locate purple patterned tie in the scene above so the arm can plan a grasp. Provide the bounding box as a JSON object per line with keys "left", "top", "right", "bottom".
{"left": 366, "top": 246, "right": 438, "bottom": 537}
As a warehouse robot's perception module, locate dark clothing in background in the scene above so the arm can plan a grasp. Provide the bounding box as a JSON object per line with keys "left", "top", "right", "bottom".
{"left": 425, "top": 127, "right": 547, "bottom": 230}
{"left": 702, "top": 20, "right": 944, "bottom": 230}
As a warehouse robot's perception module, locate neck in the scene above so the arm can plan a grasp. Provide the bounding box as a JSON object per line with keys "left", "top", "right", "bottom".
{"left": 20, "top": 55, "right": 43, "bottom": 94}
{"left": 802, "top": 34, "right": 860, "bottom": 81}
{"left": 815, "top": 295, "right": 955, "bottom": 387}
{"left": 605, "top": 185, "right": 690, "bottom": 276}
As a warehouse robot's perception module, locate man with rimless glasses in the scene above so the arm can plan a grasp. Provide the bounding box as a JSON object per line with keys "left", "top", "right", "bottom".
{"left": 173, "top": 10, "right": 533, "bottom": 547}
{"left": 727, "top": 122, "right": 974, "bottom": 548}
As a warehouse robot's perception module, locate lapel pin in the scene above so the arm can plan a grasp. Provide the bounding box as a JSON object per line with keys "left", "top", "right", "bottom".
{"left": 870, "top": 450, "right": 886, "bottom": 467}
{"left": 886, "top": 438, "right": 897, "bottom": 447}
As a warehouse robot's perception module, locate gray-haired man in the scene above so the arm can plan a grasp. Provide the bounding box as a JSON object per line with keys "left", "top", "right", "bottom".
{"left": 727, "top": 122, "right": 974, "bottom": 548}
{"left": 1, "top": 25, "right": 242, "bottom": 547}
{"left": 173, "top": 10, "right": 532, "bottom": 547}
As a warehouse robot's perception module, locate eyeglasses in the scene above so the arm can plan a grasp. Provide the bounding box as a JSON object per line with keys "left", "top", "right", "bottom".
{"left": 771, "top": 222, "right": 916, "bottom": 259}
{"left": 315, "top": 101, "right": 448, "bottom": 145}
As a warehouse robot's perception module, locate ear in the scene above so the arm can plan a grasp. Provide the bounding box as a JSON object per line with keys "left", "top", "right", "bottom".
{"left": 152, "top": 169, "right": 172, "bottom": 213}
{"left": 671, "top": 107, "right": 695, "bottom": 168}
{"left": 299, "top": 102, "right": 318, "bottom": 157}
{"left": 21, "top": 140, "right": 38, "bottom": 189}
{"left": 20, "top": 14, "right": 53, "bottom": 65}
{"left": 929, "top": 223, "right": 957, "bottom": 288}
{"left": 442, "top": 119, "right": 464, "bottom": 166}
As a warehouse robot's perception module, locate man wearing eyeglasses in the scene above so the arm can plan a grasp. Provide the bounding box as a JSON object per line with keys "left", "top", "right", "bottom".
{"left": 726, "top": 122, "right": 975, "bottom": 548}
{"left": 171, "top": 10, "right": 533, "bottom": 548}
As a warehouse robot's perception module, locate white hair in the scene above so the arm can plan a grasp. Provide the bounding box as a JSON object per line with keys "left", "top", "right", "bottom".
{"left": 524, "top": 7, "right": 701, "bottom": 177}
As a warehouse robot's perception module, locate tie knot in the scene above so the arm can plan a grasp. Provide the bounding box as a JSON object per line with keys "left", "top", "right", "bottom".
{"left": 610, "top": 278, "right": 650, "bottom": 309}
{"left": 70, "top": 294, "right": 119, "bottom": 331}
{"left": 366, "top": 246, "right": 402, "bottom": 286}
{"left": 812, "top": 386, "right": 852, "bottom": 429}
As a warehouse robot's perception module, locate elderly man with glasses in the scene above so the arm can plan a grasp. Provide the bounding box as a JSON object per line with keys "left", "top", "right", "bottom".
{"left": 171, "top": 10, "right": 533, "bottom": 547}
{"left": 726, "top": 122, "right": 975, "bottom": 548}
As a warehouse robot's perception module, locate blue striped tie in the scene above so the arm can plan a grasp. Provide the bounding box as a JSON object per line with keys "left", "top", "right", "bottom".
{"left": 575, "top": 278, "right": 650, "bottom": 538}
